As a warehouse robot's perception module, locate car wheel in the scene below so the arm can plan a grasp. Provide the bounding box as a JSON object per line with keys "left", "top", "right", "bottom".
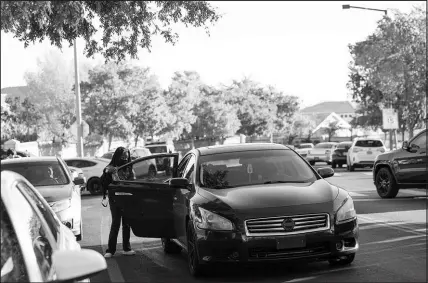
{"left": 332, "top": 162, "right": 337, "bottom": 169}
{"left": 339, "top": 163, "right": 343, "bottom": 168}
{"left": 309, "top": 161, "right": 315, "bottom": 166}
{"left": 88, "top": 178, "right": 102, "bottom": 195}
{"left": 349, "top": 164, "right": 355, "bottom": 172}
{"left": 162, "top": 238, "right": 182, "bottom": 254}
{"left": 375, "top": 167, "right": 399, "bottom": 198}
{"left": 148, "top": 165, "right": 157, "bottom": 178}
{"left": 328, "top": 254, "right": 355, "bottom": 266}
{"left": 187, "top": 222, "right": 206, "bottom": 277}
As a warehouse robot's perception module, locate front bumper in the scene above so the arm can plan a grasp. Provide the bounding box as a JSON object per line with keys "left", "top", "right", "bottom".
{"left": 56, "top": 207, "right": 82, "bottom": 236}
{"left": 193, "top": 218, "right": 359, "bottom": 264}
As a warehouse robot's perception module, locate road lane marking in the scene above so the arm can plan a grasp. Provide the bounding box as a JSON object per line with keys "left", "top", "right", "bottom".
{"left": 362, "top": 234, "right": 426, "bottom": 246}
{"left": 359, "top": 242, "right": 427, "bottom": 255}
{"left": 348, "top": 192, "right": 368, "bottom": 197}
{"left": 100, "top": 210, "right": 125, "bottom": 283}
{"left": 283, "top": 276, "right": 317, "bottom": 282}
{"left": 363, "top": 172, "right": 373, "bottom": 176}
{"left": 358, "top": 213, "right": 427, "bottom": 236}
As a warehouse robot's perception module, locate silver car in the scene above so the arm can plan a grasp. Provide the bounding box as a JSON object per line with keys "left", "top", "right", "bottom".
{"left": 306, "top": 142, "right": 339, "bottom": 166}
{"left": 1, "top": 157, "right": 84, "bottom": 241}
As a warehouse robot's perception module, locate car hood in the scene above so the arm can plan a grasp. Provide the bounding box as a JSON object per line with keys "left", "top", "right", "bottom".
{"left": 198, "top": 179, "right": 339, "bottom": 212}
{"left": 34, "top": 184, "right": 73, "bottom": 203}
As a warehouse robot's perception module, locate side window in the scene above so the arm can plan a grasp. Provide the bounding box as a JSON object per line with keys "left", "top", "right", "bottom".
{"left": 117, "top": 156, "right": 174, "bottom": 183}
{"left": 411, "top": 132, "right": 427, "bottom": 148}
{"left": 81, "top": 161, "right": 96, "bottom": 167}
{"left": 17, "top": 182, "right": 60, "bottom": 242}
{"left": 183, "top": 155, "right": 196, "bottom": 182}
{"left": 13, "top": 187, "right": 55, "bottom": 281}
{"left": 1, "top": 200, "right": 29, "bottom": 282}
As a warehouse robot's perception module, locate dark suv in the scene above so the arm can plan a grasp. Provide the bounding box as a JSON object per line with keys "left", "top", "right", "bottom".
{"left": 373, "top": 129, "right": 427, "bottom": 198}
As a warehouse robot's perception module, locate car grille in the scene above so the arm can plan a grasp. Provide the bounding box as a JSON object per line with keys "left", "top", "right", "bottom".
{"left": 245, "top": 214, "right": 330, "bottom": 236}
{"left": 249, "top": 243, "right": 330, "bottom": 260}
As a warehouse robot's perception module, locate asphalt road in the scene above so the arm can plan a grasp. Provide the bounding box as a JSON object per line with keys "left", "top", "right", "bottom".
{"left": 80, "top": 164, "right": 427, "bottom": 282}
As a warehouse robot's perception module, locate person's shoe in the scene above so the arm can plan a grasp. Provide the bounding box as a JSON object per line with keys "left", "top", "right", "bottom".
{"left": 123, "top": 249, "right": 136, "bottom": 256}
{"left": 104, "top": 251, "right": 114, "bottom": 258}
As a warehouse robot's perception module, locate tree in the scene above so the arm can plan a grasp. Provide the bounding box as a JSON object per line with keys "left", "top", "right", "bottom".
{"left": 80, "top": 62, "right": 137, "bottom": 149}
{"left": 1, "top": 1, "right": 221, "bottom": 62}
{"left": 348, "top": 6, "right": 426, "bottom": 139}
{"left": 322, "top": 121, "right": 343, "bottom": 142}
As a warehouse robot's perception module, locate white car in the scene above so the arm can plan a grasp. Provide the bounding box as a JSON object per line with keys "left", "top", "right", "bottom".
{"left": 129, "top": 147, "right": 158, "bottom": 178}
{"left": 1, "top": 157, "right": 84, "bottom": 241}
{"left": 1, "top": 171, "right": 106, "bottom": 282}
{"left": 69, "top": 166, "right": 87, "bottom": 190}
{"left": 295, "top": 143, "right": 314, "bottom": 159}
{"left": 347, "top": 138, "right": 386, "bottom": 171}
{"left": 306, "top": 142, "right": 338, "bottom": 165}
{"left": 64, "top": 157, "right": 109, "bottom": 195}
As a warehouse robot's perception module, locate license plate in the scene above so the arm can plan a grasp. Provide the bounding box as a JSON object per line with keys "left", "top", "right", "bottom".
{"left": 314, "top": 157, "right": 319, "bottom": 160}
{"left": 276, "top": 236, "right": 306, "bottom": 250}
{"left": 367, "top": 151, "right": 372, "bottom": 155}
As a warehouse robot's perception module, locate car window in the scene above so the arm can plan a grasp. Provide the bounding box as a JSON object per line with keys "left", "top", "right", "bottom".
{"left": 183, "top": 155, "right": 196, "bottom": 182}
{"left": 314, "top": 143, "right": 335, "bottom": 149}
{"left": 199, "top": 149, "right": 317, "bottom": 189}
{"left": 355, "top": 140, "right": 384, "bottom": 147}
{"left": 116, "top": 156, "right": 174, "bottom": 183}
{"left": 1, "top": 161, "right": 69, "bottom": 186}
{"left": 411, "top": 131, "right": 427, "bottom": 148}
{"left": 1, "top": 200, "right": 29, "bottom": 282}
{"left": 13, "top": 187, "right": 55, "bottom": 281}
{"left": 299, "top": 145, "right": 313, "bottom": 149}
{"left": 338, "top": 143, "right": 352, "bottom": 149}
{"left": 146, "top": 146, "right": 168, "bottom": 154}
{"left": 65, "top": 160, "right": 81, "bottom": 168}
{"left": 177, "top": 155, "right": 191, "bottom": 178}
{"left": 17, "top": 182, "right": 60, "bottom": 242}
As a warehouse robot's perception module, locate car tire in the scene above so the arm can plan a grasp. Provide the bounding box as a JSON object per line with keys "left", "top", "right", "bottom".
{"left": 161, "top": 238, "right": 182, "bottom": 254}
{"left": 309, "top": 161, "right": 315, "bottom": 166}
{"left": 328, "top": 254, "right": 355, "bottom": 266}
{"left": 375, "top": 167, "right": 399, "bottom": 198}
{"left": 349, "top": 164, "right": 355, "bottom": 172}
{"left": 88, "top": 178, "right": 102, "bottom": 195}
{"left": 187, "top": 222, "right": 207, "bottom": 277}
{"left": 332, "top": 162, "right": 337, "bottom": 169}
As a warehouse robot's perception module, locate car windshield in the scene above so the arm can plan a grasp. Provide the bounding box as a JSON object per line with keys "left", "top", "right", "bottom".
{"left": 135, "top": 148, "right": 151, "bottom": 157}
{"left": 299, "top": 144, "right": 312, "bottom": 149}
{"left": 355, "top": 140, "right": 384, "bottom": 147}
{"left": 338, "top": 143, "right": 352, "bottom": 149}
{"left": 315, "top": 143, "right": 335, "bottom": 149}
{"left": 147, "top": 146, "right": 168, "bottom": 154}
{"left": 1, "top": 161, "right": 69, "bottom": 186}
{"left": 199, "top": 149, "right": 317, "bottom": 189}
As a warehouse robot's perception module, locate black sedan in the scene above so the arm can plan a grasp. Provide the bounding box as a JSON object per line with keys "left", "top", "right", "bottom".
{"left": 108, "top": 143, "right": 359, "bottom": 276}
{"left": 373, "top": 129, "right": 427, "bottom": 198}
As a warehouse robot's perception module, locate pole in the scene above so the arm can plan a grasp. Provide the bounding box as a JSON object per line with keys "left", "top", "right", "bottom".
{"left": 74, "top": 39, "right": 84, "bottom": 157}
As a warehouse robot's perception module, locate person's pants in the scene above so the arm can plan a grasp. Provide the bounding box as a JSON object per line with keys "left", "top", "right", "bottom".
{"left": 106, "top": 197, "right": 131, "bottom": 254}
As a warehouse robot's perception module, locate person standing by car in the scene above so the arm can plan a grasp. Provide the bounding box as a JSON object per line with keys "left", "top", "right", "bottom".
{"left": 101, "top": 147, "right": 136, "bottom": 258}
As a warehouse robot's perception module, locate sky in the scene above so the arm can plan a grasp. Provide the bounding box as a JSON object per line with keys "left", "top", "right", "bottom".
{"left": 0, "top": 1, "right": 423, "bottom": 108}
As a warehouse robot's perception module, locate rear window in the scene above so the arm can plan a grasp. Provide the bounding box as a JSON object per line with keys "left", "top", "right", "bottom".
{"left": 299, "top": 144, "right": 313, "bottom": 149}
{"left": 146, "top": 146, "right": 168, "bottom": 154}
{"left": 338, "top": 143, "right": 352, "bottom": 149}
{"left": 355, "top": 140, "right": 384, "bottom": 147}
{"left": 315, "top": 143, "right": 336, "bottom": 149}
{"left": 199, "top": 149, "right": 317, "bottom": 189}
{"left": 1, "top": 161, "right": 70, "bottom": 186}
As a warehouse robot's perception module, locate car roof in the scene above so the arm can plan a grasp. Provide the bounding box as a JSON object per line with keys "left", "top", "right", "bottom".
{"left": 339, "top": 141, "right": 353, "bottom": 144}
{"left": 1, "top": 156, "right": 60, "bottom": 164}
{"left": 354, "top": 138, "right": 383, "bottom": 141}
{"left": 196, "top": 143, "right": 289, "bottom": 156}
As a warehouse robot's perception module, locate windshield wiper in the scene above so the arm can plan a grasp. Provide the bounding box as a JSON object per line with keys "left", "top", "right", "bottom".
{"left": 263, "top": 180, "right": 307, "bottom": 184}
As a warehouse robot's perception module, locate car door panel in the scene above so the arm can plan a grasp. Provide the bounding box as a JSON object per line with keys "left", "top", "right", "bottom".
{"left": 396, "top": 131, "right": 427, "bottom": 184}
{"left": 108, "top": 153, "right": 179, "bottom": 238}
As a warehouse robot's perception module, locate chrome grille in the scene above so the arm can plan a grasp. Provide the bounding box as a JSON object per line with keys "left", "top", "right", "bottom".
{"left": 245, "top": 213, "right": 330, "bottom": 236}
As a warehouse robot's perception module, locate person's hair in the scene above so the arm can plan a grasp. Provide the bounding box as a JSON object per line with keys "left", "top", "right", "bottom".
{"left": 109, "top": 147, "right": 131, "bottom": 167}
{"left": 6, "top": 149, "right": 15, "bottom": 156}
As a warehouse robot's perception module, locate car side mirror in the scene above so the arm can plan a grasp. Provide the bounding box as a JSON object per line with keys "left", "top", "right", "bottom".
{"left": 409, "top": 143, "right": 419, "bottom": 153}
{"left": 52, "top": 249, "right": 106, "bottom": 282}
{"left": 317, "top": 167, "right": 335, "bottom": 179}
{"left": 169, "top": 177, "right": 189, "bottom": 189}
{"left": 402, "top": 140, "right": 409, "bottom": 150}
{"left": 73, "top": 177, "right": 85, "bottom": 185}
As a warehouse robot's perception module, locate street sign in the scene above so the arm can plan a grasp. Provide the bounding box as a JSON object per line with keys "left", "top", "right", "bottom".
{"left": 382, "top": 108, "right": 399, "bottom": 130}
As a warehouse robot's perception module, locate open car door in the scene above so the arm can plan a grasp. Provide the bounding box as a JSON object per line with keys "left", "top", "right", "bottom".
{"left": 108, "top": 153, "right": 179, "bottom": 238}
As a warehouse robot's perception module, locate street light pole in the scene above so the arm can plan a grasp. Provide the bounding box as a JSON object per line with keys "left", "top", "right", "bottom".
{"left": 74, "top": 39, "right": 84, "bottom": 157}
{"left": 342, "top": 4, "right": 387, "bottom": 15}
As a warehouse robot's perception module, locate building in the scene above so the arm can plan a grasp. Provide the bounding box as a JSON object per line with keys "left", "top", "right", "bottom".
{"left": 300, "top": 101, "right": 356, "bottom": 124}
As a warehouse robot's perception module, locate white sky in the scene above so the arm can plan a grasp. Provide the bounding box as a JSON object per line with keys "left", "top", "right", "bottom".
{"left": 0, "top": 1, "right": 423, "bottom": 108}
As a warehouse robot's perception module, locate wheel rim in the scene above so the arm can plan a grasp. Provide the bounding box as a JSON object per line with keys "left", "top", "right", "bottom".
{"left": 376, "top": 170, "right": 390, "bottom": 195}
{"left": 187, "top": 228, "right": 196, "bottom": 271}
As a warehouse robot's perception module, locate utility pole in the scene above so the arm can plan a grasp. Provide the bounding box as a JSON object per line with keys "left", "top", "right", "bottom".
{"left": 74, "top": 39, "right": 84, "bottom": 157}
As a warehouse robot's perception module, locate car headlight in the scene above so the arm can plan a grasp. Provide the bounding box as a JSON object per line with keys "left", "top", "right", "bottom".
{"left": 51, "top": 199, "right": 71, "bottom": 213}
{"left": 335, "top": 196, "right": 356, "bottom": 224}
{"left": 195, "top": 207, "right": 234, "bottom": 231}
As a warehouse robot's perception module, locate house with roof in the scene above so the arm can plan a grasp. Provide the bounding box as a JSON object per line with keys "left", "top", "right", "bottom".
{"left": 299, "top": 101, "right": 356, "bottom": 124}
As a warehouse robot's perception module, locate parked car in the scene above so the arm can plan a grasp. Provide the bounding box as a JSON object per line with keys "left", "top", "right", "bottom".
{"left": 129, "top": 147, "right": 158, "bottom": 178}
{"left": 347, "top": 138, "right": 386, "bottom": 171}
{"left": 108, "top": 143, "right": 359, "bottom": 277}
{"left": 68, "top": 166, "right": 87, "bottom": 191}
{"left": 16, "top": 150, "right": 37, "bottom": 158}
{"left": 373, "top": 129, "right": 427, "bottom": 198}
{"left": 145, "top": 142, "right": 175, "bottom": 171}
{"left": 1, "top": 157, "right": 85, "bottom": 241}
{"left": 306, "top": 142, "right": 338, "bottom": 165}
{"left": 332, "top": 141, "right": 353, "bottom": 168}
{"left": 63, "top": 157, "right": 109, "bottom": 195}
{"left": 99, "top": 151, "right": 114, "bottom": 161}
{"left": 1, "top": 170, "right": 106, "bottom": 282}
{"left": 295, "top": 143, "right": 314, "bottom": 159}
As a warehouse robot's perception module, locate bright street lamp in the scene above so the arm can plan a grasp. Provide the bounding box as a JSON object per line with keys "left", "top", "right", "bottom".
{"left": 342, "top": 4, "right": 387, "bottom": 15}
